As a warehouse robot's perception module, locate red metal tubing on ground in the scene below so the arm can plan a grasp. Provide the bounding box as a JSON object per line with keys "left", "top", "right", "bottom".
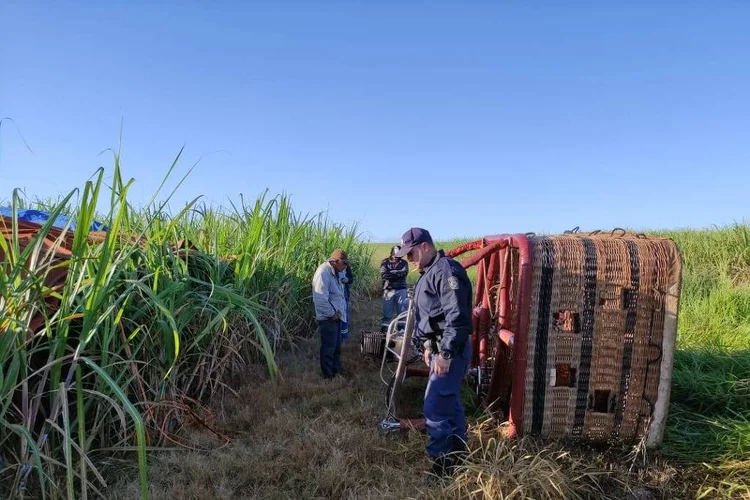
{"left": 474, "top": 256, "right": 486, "bottom": 308}
{"left": 449, "top": 238, "right": 503, "bottom": 368}
{"left": 477, "top": 308, "right": 490, "bottom": 366}
{"left": 405, "top": 366, "right": 430, "bottom": 378}
{"left": 458, "top": 240, "right": 507, "bottom": 269}
{"left": 399, "top": 418, "right": 426, "bottom": 431}
{"left": 486, "top": 243, "right": 510, "bottom": 412}
{"left": 481, "top": 250, "right": 500, "bottom": 364}
{"left": 446, "top": 239, "right": 486, "bottom": 259}
{"left": 497, "top": 247, "right": 510, "bottom": 328}
{"left": 471, "top": 262, "right": 487, "bottom": 368}
{"left": 447, "top": 233, "right": 532, "bottom": 438}
{"left": 487, "top": 249, "right": 500, "bottom": 307}
{"left": 472, "top": 307, "right": 481, "bottom": 368}
{"left": 506, "top": 234, "right": 533, "bottom": 438}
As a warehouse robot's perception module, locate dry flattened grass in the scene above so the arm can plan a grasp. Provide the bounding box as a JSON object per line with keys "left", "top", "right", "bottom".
{"left": 109, "top": 299, "right": 432, "bottom": 499}
{"left": 109, "top": 298, "right": 659, "bottom": 500}
{"left": 436, "top": 420, "right": 624, "bottom": 500}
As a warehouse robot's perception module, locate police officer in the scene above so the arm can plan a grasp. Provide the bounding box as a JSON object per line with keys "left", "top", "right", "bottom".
{"left": 339, "top": 263, "right": 354, "bottom": 340}
{"left": 394, "top": 227, "right": 473, "bottom": 478}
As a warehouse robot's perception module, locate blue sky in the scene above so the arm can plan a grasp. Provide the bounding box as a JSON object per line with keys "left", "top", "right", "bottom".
{"left": 1, "top": 2, "right": 748, "bottom": 242}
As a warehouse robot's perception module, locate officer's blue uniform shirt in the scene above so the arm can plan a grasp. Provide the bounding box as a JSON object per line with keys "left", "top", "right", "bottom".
{"left": 412, "top": 249, "right": 473, "bottom": 355}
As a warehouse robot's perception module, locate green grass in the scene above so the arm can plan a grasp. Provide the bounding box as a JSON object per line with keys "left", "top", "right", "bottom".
{"left": 648, "top": 224, "right": 750, "bottom": 497}
{"left": 653, "top": 226, "right": 750, "bottom": 476}
{"left": 0, "top": 153, "right": 377, "bottom": 499}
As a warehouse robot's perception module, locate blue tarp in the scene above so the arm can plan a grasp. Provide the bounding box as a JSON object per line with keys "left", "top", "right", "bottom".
{"left": 0, "top": 207, "right": 108, "bottom": 232}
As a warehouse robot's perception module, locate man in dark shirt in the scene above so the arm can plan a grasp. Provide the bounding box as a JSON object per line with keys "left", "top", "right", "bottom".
{"left": 379, "top": 245, "right": 409, "bottom": 332}
{"left": 339, "top": 264, "right": 354, "bottom": 340}
{"left": 394, "top": 227, "right": 473, "bottom": 478}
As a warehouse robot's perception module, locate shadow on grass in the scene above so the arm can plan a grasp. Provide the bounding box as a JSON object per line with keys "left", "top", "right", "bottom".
{"left": 662, "top": 348, "right": 750, "bottom": 464}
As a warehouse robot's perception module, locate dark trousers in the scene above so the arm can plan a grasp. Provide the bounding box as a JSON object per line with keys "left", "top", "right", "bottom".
{"left": 319, "top": 319, "right": 342, "bottom": 378}
{"left": 423, "top": 341, "right": 471, "bottom": 460}
{"left": 381, "top": 288, "right": 408, "bottom": 330}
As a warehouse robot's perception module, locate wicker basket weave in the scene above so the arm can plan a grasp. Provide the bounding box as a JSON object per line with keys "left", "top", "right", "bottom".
{"left": 521, "top": 233, "right": 681, "bottom": 445}
{"left": 361, "top": 331, "right": 387, "bottom": 359}
{"left": 361, "top": 329, "right": 420, "bottom": 364}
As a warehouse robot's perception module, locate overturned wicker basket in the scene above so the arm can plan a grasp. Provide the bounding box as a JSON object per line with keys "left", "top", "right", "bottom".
{"left": 445, "top": 230, "right": 682, "bottom": 447}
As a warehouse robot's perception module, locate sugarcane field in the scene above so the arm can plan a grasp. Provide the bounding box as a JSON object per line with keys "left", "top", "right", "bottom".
{"left": 3, "top": 3, "right": 750, "bottom": 500}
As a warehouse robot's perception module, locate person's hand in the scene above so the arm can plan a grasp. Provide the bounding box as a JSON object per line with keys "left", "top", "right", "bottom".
{"left": 434, "top": 354, "right": 452, "bottom": 375}
{"left": 423, "top": 349, "right": 431, "bottom": 366}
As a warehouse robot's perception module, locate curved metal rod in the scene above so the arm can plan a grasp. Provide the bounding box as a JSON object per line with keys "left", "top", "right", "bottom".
{"left": 380, "top": 291, "right": 417, "bottom": 428}
{"left": 378, "top": 308, "right": 412, "bottom": 386}
{"left": 458, "top": 240, "right": 507, "bottom": 269}
{"left": 504, "top": 234, "right": 533, "bottom": 438}
{"left": 445, "top": 238, "right": 487, "bottom": 259}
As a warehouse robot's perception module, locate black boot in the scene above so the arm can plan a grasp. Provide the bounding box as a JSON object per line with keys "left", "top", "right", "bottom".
{"left": 429, "top": 450, "right": 466, "bottom": 480}
{"left": 424, "top": 459, "right": 447, "bottom": 485}
{"left": 430, "top": 457, "right": 449, "bottom": 478}
{"left": 429, "top": 455, "right": 459, "bottom": 480}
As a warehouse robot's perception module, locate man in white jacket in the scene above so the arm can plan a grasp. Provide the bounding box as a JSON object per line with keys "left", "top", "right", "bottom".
{"left": 312, "top": 248, "right": 349, "bottom": 378}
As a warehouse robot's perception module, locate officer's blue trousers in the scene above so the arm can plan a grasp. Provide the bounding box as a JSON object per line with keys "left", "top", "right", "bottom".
{"left": 318, "top": 319, "right": 342, "bottom": 378}
{"left": 424, "top": 341, "right": 471, "bottom": 459}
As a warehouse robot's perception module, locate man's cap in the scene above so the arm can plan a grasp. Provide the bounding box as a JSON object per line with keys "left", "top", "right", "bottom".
{"left": 329, "top": 248, "right": 349, "bottom": 263}
{"left": 394, "top": 227, "right": 432, "bottom": 258}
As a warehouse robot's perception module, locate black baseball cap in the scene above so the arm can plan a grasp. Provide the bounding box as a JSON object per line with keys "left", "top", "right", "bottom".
{"left": 394, "top": 227, "right": 433, "bottom": 258}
